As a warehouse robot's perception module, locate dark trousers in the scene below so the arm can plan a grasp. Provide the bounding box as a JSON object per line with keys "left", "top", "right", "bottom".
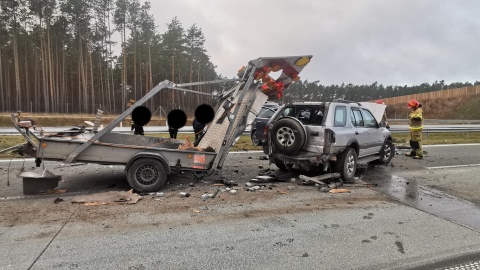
{"left": 169, "top": 129, "right": 178, "bottom": 139}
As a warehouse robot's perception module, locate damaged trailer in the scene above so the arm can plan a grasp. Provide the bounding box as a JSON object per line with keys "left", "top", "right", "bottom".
{"left": 10, "top": 56, "right": 312, "bottom": 193}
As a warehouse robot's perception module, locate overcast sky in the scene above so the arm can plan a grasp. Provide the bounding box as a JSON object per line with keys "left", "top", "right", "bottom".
{"left": 149, "top": 0, "right": 480, "bottom": 86}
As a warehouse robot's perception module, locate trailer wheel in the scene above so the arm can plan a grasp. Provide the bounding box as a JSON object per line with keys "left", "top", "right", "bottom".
{"left": 127, "top": 158, "right": 167, "bottom": 192}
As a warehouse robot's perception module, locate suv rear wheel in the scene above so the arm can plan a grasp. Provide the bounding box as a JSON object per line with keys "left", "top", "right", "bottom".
{"left": 335, "top": 147, "right": 357, "bottom": 183}
{"left": 271, "top": 118, "right": 306, "bottom": 155}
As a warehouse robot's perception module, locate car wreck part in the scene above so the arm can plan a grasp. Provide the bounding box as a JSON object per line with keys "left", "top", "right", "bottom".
{"left": 11, "top": 56, "right": 313, "bottom": 193}
{"left": 19, "top": 170, "right": 62, "bottom": 195}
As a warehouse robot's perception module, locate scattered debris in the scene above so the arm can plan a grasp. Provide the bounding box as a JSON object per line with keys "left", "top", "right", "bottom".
{"left": 156, "top": 192, "right": 165, "bottom": 197}
{"left": 192, "top": 209, "right": 201, "bottom": 213}
{"left": 342, "top": 183, "right": 378, "bottom": 188}
{"left": 277, "top": 191, "right": 288, "bottom": 195}
{"left": 258, "top": 168, "right": 274, "bottom": 176}
{"left": 43, "top": 189, "right": 67, "bottom": 195}
{"left": 84, "top": 202, "right": 105, "bottom": 206}
{"left": 201, "top": 193, "right": 214, "bottom": 200}
{"left": 247, "top": 185, "right": 262, "bottom": 192}
{"left": 245, "top": 182, "right": 254, "bottom": 187}
{"left": 53, "top": 198, "right": 64, "bottom": 204}
{"left": 329, "top": 188, "right": 351, "bottom": 193}
{"left": 20, "top": 170, "right": 62, "bottom": 195}
{"left": 189, "top": 183, "right": 195, "bottom": 187}
{"left": 72, "top": 189, "right": 141, "bottom": 205}
{"left": 301, "top": 252, "right": 309, "bottom": 257}
{"left": 300, "top": 173, "right": 340, "bottom": 186}
{"left": 259, "top": 156, "right": 268, "bottom": 160}
{"left": 201, "top": 189, "right": 220, "bottom": 200}
{"left": 178, "top": 192, "right": 191, "bottom": 198}
{"left": 213, "top": 178, "right": 238, "bottom": 186}
{"left": 251, "top": 175, "right": 277, "bottom": 183}
{"left": 258, "top": 165, "right": 264, "bottom": 169}
{"left": 229, "top": 189, "right": 238, "bottom": 195}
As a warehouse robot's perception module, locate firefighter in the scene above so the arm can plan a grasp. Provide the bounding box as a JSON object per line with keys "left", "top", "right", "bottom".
{"left": 376, "top": 100, "right": 390, "bottom": 129}
{"left": 406, "top": 99, "right": 423, "bottom": 159}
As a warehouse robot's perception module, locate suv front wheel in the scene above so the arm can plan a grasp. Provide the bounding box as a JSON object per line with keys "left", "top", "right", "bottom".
{"left": 335, "top": 147, "right": 357, "bottom": 183}
{"left": 378, "top": 140, "right": 395, "bottom": 164}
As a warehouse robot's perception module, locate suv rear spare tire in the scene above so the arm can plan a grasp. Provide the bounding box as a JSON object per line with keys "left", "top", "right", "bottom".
{"left": 335, "top": 147, "right": 357, "bottom": 183}
{"left": 271, "top": 118, "right": 306, "bottom": 155}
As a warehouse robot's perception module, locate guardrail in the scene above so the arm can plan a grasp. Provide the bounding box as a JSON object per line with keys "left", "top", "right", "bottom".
{"left": 389, "top": 119, "right": 480, "bottom": 124}
{"left": 389, "top": 127, "right": 480, "bottom": 134}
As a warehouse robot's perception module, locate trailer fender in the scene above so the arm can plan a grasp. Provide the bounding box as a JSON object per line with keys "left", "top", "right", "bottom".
{"left": 125, "top": 152, "right": 171, "bottom": 175}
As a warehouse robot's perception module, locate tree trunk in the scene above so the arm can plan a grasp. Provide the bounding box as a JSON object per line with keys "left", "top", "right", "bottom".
{"left": 133, "top": 39, "right": 137, "bottom": 100}
{"left": 89, "top": 43, "right": 95, "bottom": 113}
{"left": 47, "top": 27, "right": 54, "bottom": 113}
{"left": 34, "top": 48, "right": 38, "bottom": 112}
{"left": 171, "top": 51, "right": 175, "bottom": 107}
{"left": 148, "top": 44, "right": 153, "bottom": 109}
{"left": 41, "top": 34, "right": 49, "bottom": 112}
{"left": 99, "top": 60, "right": 104, "bottom": 110}
{"left": 0, "top": 48, "right": 4, "bottom": 112}
{"left": 62, "top": 41, "right": 66, "bottom": 113}
{"left": 13, "top": 35, "right": 21, "bottom": 112}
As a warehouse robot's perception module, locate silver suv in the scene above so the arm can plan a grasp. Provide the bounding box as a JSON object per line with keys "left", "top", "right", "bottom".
{"left": 263, "top": 100, "right": 394, "bottom": 182}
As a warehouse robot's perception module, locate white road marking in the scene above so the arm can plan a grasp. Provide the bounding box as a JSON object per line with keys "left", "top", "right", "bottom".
{"left": 0, "top": 158, "right": 34, "bottom": 163}
{"left": 427, "top": 164, "right": 480, "bottom": 170}
{"left": 423, "top": 143, "right": 480, "bottom": 147}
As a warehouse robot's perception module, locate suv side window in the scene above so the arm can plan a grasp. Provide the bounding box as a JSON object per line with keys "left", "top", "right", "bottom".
{"left": 351, "top": 108, "right": 364, "bottom": 127}
{"left": 362, "top": 109, "right": 378, "bottom": 128}
{"left": 334, "top": 106, "right": 347, "bottom": 127}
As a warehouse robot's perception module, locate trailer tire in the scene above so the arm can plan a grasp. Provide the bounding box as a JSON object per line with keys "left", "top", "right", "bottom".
{"left": 127, "top": 158, "right": 167, "bottom": 192}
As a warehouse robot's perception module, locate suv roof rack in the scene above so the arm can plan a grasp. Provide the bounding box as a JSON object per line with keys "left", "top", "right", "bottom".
{"left": 331, "top": 99, "right": 362, "bottom": 105}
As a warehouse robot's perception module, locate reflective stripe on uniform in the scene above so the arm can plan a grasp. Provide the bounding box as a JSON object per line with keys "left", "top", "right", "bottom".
{"left": 409, "top": 126, "right": 423, "bottom": 131}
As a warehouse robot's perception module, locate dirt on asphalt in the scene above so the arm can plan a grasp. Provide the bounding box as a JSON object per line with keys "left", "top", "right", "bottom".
{"left": 0, "top": 152, "right": 394, "bottom": 231}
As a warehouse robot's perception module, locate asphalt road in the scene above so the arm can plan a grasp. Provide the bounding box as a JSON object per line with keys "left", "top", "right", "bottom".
{"left": 1, "top": 145, "right": 480, "bottom": 269}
